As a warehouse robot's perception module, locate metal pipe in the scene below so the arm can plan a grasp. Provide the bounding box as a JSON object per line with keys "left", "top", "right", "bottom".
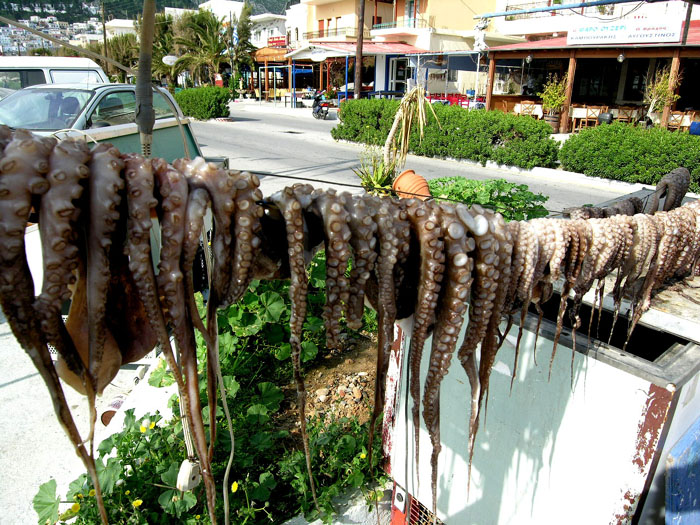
{"left": 476, "top": 0, "right": 641, "bottom": 19}
{"left": 136, "top": 0, "right": 156, "bottom": 157}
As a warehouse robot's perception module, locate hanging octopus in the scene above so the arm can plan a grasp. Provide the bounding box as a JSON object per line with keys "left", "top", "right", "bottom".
{"left": 3, "top": 127, "right": 700, "bottom": 525}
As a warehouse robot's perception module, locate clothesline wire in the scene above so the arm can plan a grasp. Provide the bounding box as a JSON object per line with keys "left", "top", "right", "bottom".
{"left": 253, "top": 170, "right": 566, "bottom": 215}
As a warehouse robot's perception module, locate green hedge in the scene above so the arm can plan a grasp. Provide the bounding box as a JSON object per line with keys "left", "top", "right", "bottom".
{"left": 331, "top": 100, "right": 559, "bottom": 169}
{"left": 559, "top": 122, "right": 700, "bottom": 192}
{"left": 174, "top": 86, "right": 232, "bottom": 120}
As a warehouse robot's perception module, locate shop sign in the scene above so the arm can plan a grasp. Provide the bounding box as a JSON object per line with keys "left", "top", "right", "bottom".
{"left": 567, "top": 17, "right": 682, "bottom": 45}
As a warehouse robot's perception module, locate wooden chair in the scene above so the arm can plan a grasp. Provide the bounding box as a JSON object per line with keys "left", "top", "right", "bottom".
{"left": 668, "top": 111, "right": 684, "bottom": 131}
{"left": 581, "top": 105, "right": 608, "bottom": 128}
{"left": 520, "top": 100, "right": 538, "bottom": 118}
{"left": 682, "top": 111, "right": 697, "bottom": 132}
{"left": 616, "top": 106, "right": 637, "bottom": 124}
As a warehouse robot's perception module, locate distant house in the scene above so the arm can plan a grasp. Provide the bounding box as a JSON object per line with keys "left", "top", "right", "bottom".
{"left": 251, "top": 13, "right": 287, "bottom": 49}
{"left": 105, "top": 19, "right": 136, "bottom": 39}
{"left": 198, "top": 0, "right": 244, "bottom": 23}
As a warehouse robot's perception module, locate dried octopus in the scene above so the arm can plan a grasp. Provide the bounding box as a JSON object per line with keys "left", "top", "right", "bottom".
{"left": 3, "top": 128, "right": 700, "bottom": 524}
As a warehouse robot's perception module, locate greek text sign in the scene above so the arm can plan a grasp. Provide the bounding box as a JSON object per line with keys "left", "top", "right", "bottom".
{"left": 567, "top": 18, "right": 682, "bottom": 45}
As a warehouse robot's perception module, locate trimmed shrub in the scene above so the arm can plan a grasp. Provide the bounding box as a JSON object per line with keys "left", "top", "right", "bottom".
{"left": 559, "top": 122, "right": 700, "bottom": 192}
{"left": 428, "top": 177, "right": 549, "bottom": 221}
{"left": 331, "top": 100, "right": 559, "bottom": 169}
{"left": 174, "top": 86, "right": 232, "bottom": 120}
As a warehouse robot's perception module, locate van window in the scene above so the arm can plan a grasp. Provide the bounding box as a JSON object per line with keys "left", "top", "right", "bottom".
{"left": 0, "top": 69, "right": 47, "bottom": 89}
{"left": 89, "top": 90, "right": 136, "bottom": 127}
{"left": 154, "top": 91, "right": 175, "bottom": 119}
{"left": 50, "top": 69, "right": 104, "bottom": 84}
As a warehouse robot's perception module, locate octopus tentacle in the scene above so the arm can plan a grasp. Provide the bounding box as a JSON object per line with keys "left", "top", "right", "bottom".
{"left": 269, "top": 184, "right": 320, "bottom": 511}
{"left": 342, "top": 193, "right": 378, "bottom": 330}
{"left": 423, "top": 202, "right": 473, "bottom": 517}
{"left": 365, "top": 196, "right": 410, "bottom": 475}
{"left": 34, "top": 138, "right": 90, "bottom": 388}
{"left": 0, "top": 131, "right": 109, "bottom": 525}
{"left": 224, "top": 171, "right": 263, "bottom": 306}
{"left": 86, "top": 143, "right": 125, "bottom": 393}
{"left": 310, "top": 188, "right": 352, "bottom": 350}
{"left": 403, "top": 198, "right": 445, "bottom": 478}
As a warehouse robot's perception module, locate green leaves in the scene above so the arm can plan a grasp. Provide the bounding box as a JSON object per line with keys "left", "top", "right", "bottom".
{"left": 258, "top": 291, "right": 286, "bottom": 322}
{"left": 33, "top": 479, "right": 59, "bottom": 525}
{"left": 258, "top": 382, "right": 283, "bottom": 411}
{"left": 149, "top": 358, "right": 175, "bottom": 388}
{"left": 428, "top": 177, "right": 549, "bottom": 221}
{"left": 300, "top": 341, "right": 319, "bottom": 363}
{"left": 96, "top": 457, "right": 122, "bottom": 495}
{"left": 250, "top": 472, "right": 277, "bottom": 501}
{"left": 246, "top": 404, "right": 269, "bottom": 424}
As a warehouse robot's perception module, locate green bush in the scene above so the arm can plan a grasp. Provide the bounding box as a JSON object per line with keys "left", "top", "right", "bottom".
{"left": 332, "top": 100, "right": 559, "bottom": 169}
{"left": 559, "top": 122, "right": 700, "bottom": 192}
{"left": 428, "top": 177, "right": 549, "bottom": 221}
{"left": 174, "top": 87, "right": 232, "bottom": 120}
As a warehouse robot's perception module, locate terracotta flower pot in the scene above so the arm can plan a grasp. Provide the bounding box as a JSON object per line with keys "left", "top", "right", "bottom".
{"left": 392, "top": 169, "right": 431, "bottom": 200}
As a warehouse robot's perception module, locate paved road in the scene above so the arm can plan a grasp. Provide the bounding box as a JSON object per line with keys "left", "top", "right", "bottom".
{"left": 192, "top": 100, "right": 629, "bottom": 212}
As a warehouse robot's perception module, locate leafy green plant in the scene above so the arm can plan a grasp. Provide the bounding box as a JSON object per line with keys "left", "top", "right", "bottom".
{"left": 35, "top": 410, "right": 202, "bottom": 524}
{"left": 559, "top": 121, "right": 700, "bottom": 192}
{"left": 352, "top": 145, "right": 398, "bottom": 195}
{"left": 428, "top": 177, "right": 549, "bottom": 220}
{"left": 643, "top": 65, "right": 682, "bottom": 119}
{"left": 538, "top": 73, "right": 568, "bottom": 115}
{"left": 333, "top": 100, "right": 559, "bottom": 169}
{"left": 174, "top": 87, "right": 232, "bottom": 120}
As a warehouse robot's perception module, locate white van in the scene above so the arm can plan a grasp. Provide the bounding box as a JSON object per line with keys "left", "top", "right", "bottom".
{"left": 0, "top": 56, "right": 109, "bottom": 93}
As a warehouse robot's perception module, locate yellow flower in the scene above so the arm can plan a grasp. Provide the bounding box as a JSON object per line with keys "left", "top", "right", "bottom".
{"left": 76, "top": 493, "right": 83, "bottom": 499}
{"left": 71, "top": 502, "right": 80, "bottom": 513}
{"left": 139, "top": 425, "right": 147, "bottom": 433}
{"left": 88, "top": 489, "right": 95, "bottom": 497}
{"left": 149, "top": 421, "right": 155, "bottom": 429}
{"left": 360, "top": 453, "right": 366, "bottom": 459}
{"left": 132, "top": 499, "right": 143, "bottom": 508}
{"left": 231, "top": 481, "right": 239, "bottom": 493}
{"left": 125, "top": 490, "right": 131, "bottom": 496}
{"left": 195, "top": 515, "right": 201, "bottom": 520}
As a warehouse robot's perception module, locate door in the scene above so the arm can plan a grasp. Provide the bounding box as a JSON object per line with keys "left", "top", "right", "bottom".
{"left": 389, "top": 57, "right": 413, "bottom": 93}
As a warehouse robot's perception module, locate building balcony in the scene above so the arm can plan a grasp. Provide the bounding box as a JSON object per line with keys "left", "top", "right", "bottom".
{"left": 303, "top": 26, "right": 371, "bottom": 40}
{"left": 370, "top": 16, "right": 432, "bottom": 37}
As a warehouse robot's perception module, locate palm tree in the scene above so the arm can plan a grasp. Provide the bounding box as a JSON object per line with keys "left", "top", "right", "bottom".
{"left": 107, "top": 33, "right": 138, "bottom": 82}
{"left": 175, "top": 10, "right": 227, "bottom": 86}
{"left": 151, "top": 13, "right": 177, "bottom": 87}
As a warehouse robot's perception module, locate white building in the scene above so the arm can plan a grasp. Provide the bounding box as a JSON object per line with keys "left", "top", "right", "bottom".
{"left": 284, "top": 2, "right": 308, "bottom": 50}
{"left": 105, "top": 19, "right": 137, "bottom": 38}
{"left": 250, "top": 13, "right": 286, "bottom": 48}
{"left": 197, "top": 0, "right": 244, "bottom": 23}
{"left": 70, "top": 33, "right": 103, "bottom": 47}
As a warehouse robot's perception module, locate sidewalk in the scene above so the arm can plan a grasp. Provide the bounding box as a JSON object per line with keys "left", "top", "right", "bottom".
{"left": 228, "top": 97, "right": 340, "bottom": 121}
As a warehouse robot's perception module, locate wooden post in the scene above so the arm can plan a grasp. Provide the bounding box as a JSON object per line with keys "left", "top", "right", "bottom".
{"left": 485, "top": 54, "right": 496, "bottom": 110}
{"left": 374, "top": 0, "right": 378, "bottom": 26}
{"left": 264, "top": 59, "right": 269, "bottom": 101}
{"left": 561, "top": 50, "right": 577, "bottom": 133}
{"left": 661, "top": 48, "right": 681, "bottom": 128}
{"left": 319, "top": 60, "right": 324, "bottom": 91}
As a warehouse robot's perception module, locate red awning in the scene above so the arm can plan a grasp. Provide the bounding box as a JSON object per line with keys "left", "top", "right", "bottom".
{"left": 490, "top": 19, "right": 700, "bottom": 51}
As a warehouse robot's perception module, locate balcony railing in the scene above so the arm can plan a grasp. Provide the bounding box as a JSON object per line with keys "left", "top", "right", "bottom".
{"left": 372, "top": 17, "right": 431, "bottom": 30}
{"left": 303, "top": 26, "right": 371, "bottom": 40}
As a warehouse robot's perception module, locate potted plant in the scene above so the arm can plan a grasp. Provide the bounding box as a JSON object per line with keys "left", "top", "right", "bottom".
{"left": 643, "top": 65, "right": 682, "bottom": 124}
{"left": 352, "top": 145, "right": 397, "bottom": 196}
{"left": 538, "top": 73, "right": 568, "bottom": 133}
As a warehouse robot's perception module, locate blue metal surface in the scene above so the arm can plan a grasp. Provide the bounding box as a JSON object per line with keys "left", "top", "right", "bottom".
{"left": 666, "top": 415, "right": 700, "bottom": 524}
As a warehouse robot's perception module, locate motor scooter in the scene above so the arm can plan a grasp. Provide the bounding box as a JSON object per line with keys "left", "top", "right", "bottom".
{"left": 312, "top": 91, "right": 330, "bottom": 120}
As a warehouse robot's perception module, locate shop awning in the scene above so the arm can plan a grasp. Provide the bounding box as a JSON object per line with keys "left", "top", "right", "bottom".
{"left": 286, "top": 41, "right": 428, "bottom": 60}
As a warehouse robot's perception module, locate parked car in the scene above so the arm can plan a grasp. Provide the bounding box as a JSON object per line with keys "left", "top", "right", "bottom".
{"left": 0, "top": 83, "right": 206, "bottom": 162}
{"left": 0, "top": 56, "right": 108, "bottom": 97}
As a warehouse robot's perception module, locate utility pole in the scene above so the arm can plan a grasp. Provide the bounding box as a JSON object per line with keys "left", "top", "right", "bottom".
{"left": 354, "top": 0, "right": 365, "bottom": 99}
{"left": 101, "top": 0, "right": 109, "bottom": 75}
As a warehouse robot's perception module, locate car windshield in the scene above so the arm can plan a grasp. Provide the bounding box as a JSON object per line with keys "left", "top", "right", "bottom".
{"left": 0, "top": 88, "right": 93, "bottom": 130}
